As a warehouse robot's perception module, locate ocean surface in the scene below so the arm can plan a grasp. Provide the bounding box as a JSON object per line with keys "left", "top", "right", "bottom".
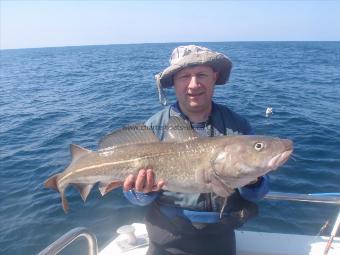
{"left": 1, "top": 42, "right": 339, "bottom": 254}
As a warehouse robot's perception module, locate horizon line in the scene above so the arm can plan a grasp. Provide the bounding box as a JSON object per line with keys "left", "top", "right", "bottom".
{"left": 1, "top": 40, "right": 340, "bottom": 51}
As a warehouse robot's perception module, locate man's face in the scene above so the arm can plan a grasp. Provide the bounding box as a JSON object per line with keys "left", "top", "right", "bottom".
{"left": 173, "top": 65, "right": 218, "bottom": 114}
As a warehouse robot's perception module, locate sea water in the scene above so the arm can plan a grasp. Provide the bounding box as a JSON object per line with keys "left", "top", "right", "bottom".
{"left": 1, "top": 42, "right": 339, "bottom": 254}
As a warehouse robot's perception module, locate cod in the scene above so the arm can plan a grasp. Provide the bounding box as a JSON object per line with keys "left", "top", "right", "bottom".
{"left": 45, "top": 117, "right": 293, "bottom": 214}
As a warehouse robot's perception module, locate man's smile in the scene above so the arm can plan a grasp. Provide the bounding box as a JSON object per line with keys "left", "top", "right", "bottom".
{"left": 187, "top": 91, "right": 205, "bottom": 97}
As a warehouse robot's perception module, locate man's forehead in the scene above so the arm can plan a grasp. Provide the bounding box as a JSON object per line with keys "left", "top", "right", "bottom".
{"left": 175, "top": 65, "right": 215, "bottom": 75}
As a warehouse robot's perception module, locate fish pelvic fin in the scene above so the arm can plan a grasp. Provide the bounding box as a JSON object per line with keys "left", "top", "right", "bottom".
{"left": 99, "top": 181, "right": 123, "bottom": 196}
{"left": 220, "top": 197, "right": 228, "bottom": 219}
{"left": 44, "top": 174, "right": 60, "bottom": 192}
{"left": 73, "top": 183, "right": 94, "bottom": 202}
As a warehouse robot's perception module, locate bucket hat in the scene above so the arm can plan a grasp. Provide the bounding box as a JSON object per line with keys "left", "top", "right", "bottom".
{"left": 155, "top": 45, "right": 232, "bottom": 89}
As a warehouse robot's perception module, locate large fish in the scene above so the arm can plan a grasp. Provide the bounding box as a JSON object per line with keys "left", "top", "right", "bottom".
{"left": 44, "top": 117, "right": 293, "bottom": 213}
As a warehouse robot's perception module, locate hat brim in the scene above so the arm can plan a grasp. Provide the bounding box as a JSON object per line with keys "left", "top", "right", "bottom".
{"left": 158, "top": 53, "right": 232, "bottom": 88}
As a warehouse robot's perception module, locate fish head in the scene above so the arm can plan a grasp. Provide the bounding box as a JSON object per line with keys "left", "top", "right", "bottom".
{"left": 212, "top": 136, "right": 293, "bottom": 187}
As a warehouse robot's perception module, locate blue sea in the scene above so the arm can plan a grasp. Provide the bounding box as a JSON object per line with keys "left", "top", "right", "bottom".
{"left": 1, "top": 42, "right": 339, "bottom": 254}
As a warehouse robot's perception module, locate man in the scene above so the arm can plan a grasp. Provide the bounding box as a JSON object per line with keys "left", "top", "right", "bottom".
{"left": 123, "top": 45, "right": 268, "bottom": 255}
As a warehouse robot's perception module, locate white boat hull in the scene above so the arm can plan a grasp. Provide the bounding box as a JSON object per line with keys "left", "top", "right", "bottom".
{"left": 99, "top": 223, "right": 340, "bottom": 255}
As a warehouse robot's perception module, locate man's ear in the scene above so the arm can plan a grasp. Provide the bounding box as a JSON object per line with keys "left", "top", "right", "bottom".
{"left": 214, "top": 72, "right": 219, "bottom": 83}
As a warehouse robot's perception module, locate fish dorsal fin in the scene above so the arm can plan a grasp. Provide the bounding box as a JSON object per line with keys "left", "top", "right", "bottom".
{"left": 70, "top": 144, "right": 91, "bottom": 162}
{"left": 163, "top": 116, "right": 199, "bottom": 142}
{"left": 98, "top": 123, "right": 159, "bottom": 150}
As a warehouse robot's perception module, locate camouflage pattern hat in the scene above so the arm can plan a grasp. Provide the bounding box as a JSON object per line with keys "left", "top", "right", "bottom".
{"left": 155, "top": 45, "right": 232, "bottom": 89}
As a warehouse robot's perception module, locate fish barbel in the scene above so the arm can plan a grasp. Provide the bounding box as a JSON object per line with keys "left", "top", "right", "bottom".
{"left": 44, "top": 117, "right": 293, "bottom": 213}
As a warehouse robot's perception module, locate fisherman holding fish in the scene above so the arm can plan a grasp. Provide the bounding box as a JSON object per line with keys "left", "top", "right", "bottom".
{"left": 45, "top": 45, "right": 293, "bottom": 254}
{"left": 123, "top": 45, "right": 269, "bottom": 255}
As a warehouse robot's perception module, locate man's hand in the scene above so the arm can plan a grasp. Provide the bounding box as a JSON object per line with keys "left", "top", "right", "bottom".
{"left": 123, "top": 168, "right": 165, "bottom": 193}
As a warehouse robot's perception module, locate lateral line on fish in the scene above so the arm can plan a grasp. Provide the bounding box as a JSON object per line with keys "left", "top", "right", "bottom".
{"left": 60, "top": 151, "right": 180, "bottom": 181}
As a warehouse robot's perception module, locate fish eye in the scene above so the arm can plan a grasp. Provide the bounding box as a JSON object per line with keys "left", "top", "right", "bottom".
{"left": 254, "top": 142, "right": 264, "bottom": 151}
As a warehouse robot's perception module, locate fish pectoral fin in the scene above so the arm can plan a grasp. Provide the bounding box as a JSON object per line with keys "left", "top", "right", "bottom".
{"left": 211, "top": 175, "right": 234, "bottom": 197}
{"left": 210, "top": 175, "right": 234, "bottom": 219}
{"left": 72, "top": 183, "right": 94, "bottom": 202}
{"left": 44, "top": 174, "right": 60, "bottom": 192}
{"left": 98, "top": 181, "right": 123, "bottom": 196}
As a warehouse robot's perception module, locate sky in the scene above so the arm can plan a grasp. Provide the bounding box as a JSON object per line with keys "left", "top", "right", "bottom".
{"left": 1, "top": 0, "right": 340, "bottom": 49}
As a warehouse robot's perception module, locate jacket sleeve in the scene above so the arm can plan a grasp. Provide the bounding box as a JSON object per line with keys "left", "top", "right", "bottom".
{"left": 238, "top": 175, "right": 269, "bottom": 202}
{"left": 123, "top": 190, "right": 159, "bottom": 206}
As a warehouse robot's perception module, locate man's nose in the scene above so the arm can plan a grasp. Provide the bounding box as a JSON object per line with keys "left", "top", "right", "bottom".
{"left": 188, "top": 75, "right": 199, "bottom": 88}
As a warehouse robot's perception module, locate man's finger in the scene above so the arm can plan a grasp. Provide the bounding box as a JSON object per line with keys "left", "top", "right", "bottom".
{"left": 153, "top": 179, "right": 165, "bottom": 191}
{"left": 144, "top": 169, "right": 155, "bottom": 193}
{"left": 123, "top": 174, "right": 135, "bottom": 191}
{"left": 135, "top": 169, "right": 146, "bottom": 192}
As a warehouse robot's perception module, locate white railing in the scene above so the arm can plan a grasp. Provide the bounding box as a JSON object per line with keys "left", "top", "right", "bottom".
{"left": 265, "top": 192, "right": 340, "bottom": 255}
{"left": 38, "top": 227, "right": 98, "bottom": 255}
{"left": 265, "top": 192, "right": 340, "bottom": 204}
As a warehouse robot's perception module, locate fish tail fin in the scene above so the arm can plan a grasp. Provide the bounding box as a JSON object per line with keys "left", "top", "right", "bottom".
{"left": 44, "top": 174, "right": 60, "bottom": 192}
{"left": 61, "top": 191, "right": 69, "bottom": 213}
{"left": 44, "top": 174, "right": 69, "bottom": 213}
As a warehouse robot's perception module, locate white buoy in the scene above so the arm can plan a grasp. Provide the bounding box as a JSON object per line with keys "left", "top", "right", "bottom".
{"left": 265, "top": 107, "right": 273, "bottom": 117}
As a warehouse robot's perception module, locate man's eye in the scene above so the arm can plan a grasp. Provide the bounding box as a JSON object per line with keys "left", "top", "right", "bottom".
{"left": 179, "top": 74, "right": 190, "bottom": 80}
{"left": 197, "top": 73, "right": 208, "bottom": 78}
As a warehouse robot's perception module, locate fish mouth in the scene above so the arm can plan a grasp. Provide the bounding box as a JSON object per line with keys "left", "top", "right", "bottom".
{"left": 268, "top": 149, "right": 293, "bottom": 170}
{"left": 267, "top": 137, "right": 294, "bottom": 170}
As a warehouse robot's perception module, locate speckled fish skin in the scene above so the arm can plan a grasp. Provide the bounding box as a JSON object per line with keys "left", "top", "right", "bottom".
{"left": 44, "top": 135, "right": 293, "bottom": 213}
